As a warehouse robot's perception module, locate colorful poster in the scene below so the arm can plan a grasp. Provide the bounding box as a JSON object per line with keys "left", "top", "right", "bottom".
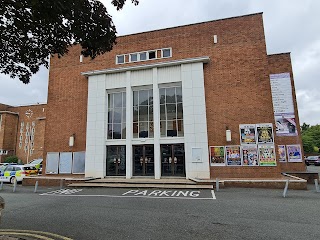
{"left": 209, "top": 146, "right": 225, "bottom": 166}
{"left": 241, "top": 145, "right": 259, "bottom": 166}
{"left": 225, "top": 145, "right": 241, "bottom": 166}
{"left": 258, "top": 145, "right": 276, "bottom": 166}
{"left": 278, "top": 145, "right": 286, "bottom": 162}
{"left": 287, "top": 145, "right": 302, "bottom": 162}
{"left": 275, "top": 114, "right": 298, "bottom": 136}
{"left": 256, "top": 123, "right": 274, "bottom": 144}
{"left": 239, "top": 124, "right": 256, "bottom": 144}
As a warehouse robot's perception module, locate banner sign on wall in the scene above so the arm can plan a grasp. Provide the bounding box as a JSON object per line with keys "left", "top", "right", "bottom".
{"left": 278, "top": 145, "right": 287, "bottom": 162}
{"left": 256, "top": 123, "right": 274, "bottom": 144}
{"left": 275, "top": 114, "right": 298, "bottom": 136}
{"left": 270, "top": 73, "right": 297, "bottom": 137}
{"left": 258, "top": 145, "right": 276, "bottom": 166}
{"left": 210, "top": 146, "right": 225, "bottom": 166}
{"left": 241, "top": 145, "right": 259, "bottom": 166}
{"left": 225, "top": 145, "right": 241, "bottom": 166}
{"left": 239, "top": 124, "right": 256, "bottom": 144}
{"left": 287, "top": 144, "right": 302, "bottom": 162}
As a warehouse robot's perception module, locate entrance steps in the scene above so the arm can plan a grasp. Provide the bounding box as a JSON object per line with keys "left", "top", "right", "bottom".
{"left": 68, "top": 177, "right": 214, "bottom": 189}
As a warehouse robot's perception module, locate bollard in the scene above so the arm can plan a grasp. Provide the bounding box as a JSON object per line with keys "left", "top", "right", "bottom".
{"left": 315, "top": 179, "right": 319, "bottom": 193}
{"left": 283, "top": 179, "right": 289, "bottom": 198}
{"left": 216, "top": 178, "right": 219, "bottom": 192}
{"left": 34, "top": 181, "right": 39, "bottom": 193}
{"left": 13, "top": 178, "right": 17, "bottom": 193}
{"left": 0, "top": 181, "right": 3, "bottom": 190}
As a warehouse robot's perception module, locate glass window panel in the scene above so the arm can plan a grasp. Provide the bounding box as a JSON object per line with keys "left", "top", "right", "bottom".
{"left": 177, "top": 120, "right": 184, "bottom": 137}
{"left": 162, "top": 48, "right": 171, "bottom": 58}
{"left": 133, "top": 106, "right": 138, "bottom": 122}
{"left": 122, "top": 108, "right": 126, "bottom": 123}
{"left": 166, "top": 88, "right": 176, "bottom": 103}
{"left": 149, "top": 106, "right": 153, "bottom": 121}
{"left": 107, "top": 124, "right": 113, "bottom": 139}
{"left": 108, "top": 94, "right": 113, "bottom": 108}
{"left": 133, "top": 91, "right": 138, "bottom": 106}
{"left": 139, "top": 122, "right": 148, "bottom": 138}
{"left": 149, "top": 89, "right": 153, "bottom": 105}
{"left": 148, "top": 51, "right": 156, "bottom": 59}
{"left": 149, "top": 122, "right": 154, "bottom": 138}
{"left": 133, "top": 122, "right": 139, "bottom": 138}
{"left": 167, "top": 120, "right": 178, "bottom": 137}
{"left": 159, "top": 88, "right": 165, "bottom": 104}
{"left": 160, "top": 121, "right": 166, "bottom": 137}
{"left": 139, "top": 106, "right": 148, "bottom": 121}
{"left": 122, "top": 92, "right": 126, "bottom": 107}
{"left": 108, "top": 110, "right": 113, "bottom": 124}
{"left": 177, "top": 103, "right": 183, "bottom": 119}
{"left": 130, "top": 53, "right": 138, "bottom": 62}
{"left": 113, "top": 108, "right": 122, "bottom": 124}
{"left": 114, "top": 92, "right": 122, "bottom": 108}
{"left": 122, "top": 123, "right": 126, "bottom": 139}
{"left": 139, "top": 90, "right": 149, "bottom": 105}
{"left": 166, "top": 104, "right": 176, "bottom": 120}
{"left": 160, "top": 104, "right": 166, "bottom": 121}
{"left": 140, "top": 52, "right": 147, "bottom": 61}
{"left": 117, "top": 55, "right": 125, "bottom": 64}
{"left": 176, "top": 87, "right": 182, "bottom": 103}
{"left": 113, "top": 124, "right": 122, "bottom": 139}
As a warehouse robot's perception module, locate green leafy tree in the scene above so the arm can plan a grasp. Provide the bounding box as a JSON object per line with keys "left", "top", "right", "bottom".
{"left": 0, "top": 0, "right": 139, "bottom": 84}
{"left": 301, "top": 124, "right": 320, "bottom": 153}
{"left": 4, "top": 155, "right": 19, "bottom": 163}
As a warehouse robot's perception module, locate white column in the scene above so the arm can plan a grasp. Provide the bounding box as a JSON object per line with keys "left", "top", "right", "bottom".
{"left": 153, "top": 68, "right": 161, "bottom": 179}
{"left": 126, "top": 71, "right": 133, "bottom": 179}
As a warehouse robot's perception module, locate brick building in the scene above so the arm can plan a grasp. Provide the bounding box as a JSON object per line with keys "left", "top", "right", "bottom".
{"left": 0, "top": 104, "right": 46, "bottom": 163}
{"left": 37, "top": 13, "right": 306, "bottom": 179}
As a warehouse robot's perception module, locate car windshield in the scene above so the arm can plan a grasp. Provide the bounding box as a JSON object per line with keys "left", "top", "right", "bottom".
{"left": 30, "top": 159, "right": 42, "bottom": 164}
{"left": 307, "top": 156, "right": 318, "bottom": 160}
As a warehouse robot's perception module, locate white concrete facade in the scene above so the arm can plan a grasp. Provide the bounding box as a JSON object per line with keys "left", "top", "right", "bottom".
{"left": 84, "top": 57, "right": 210, "bottom": 179}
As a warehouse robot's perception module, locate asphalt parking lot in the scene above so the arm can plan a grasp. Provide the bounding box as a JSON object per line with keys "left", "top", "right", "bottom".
{"left": 1, "top": 183, "right": 320, "bottom": 240}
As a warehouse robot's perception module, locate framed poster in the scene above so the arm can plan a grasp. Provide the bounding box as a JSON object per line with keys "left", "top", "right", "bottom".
{"left": 241, "top": 145, "right": 258, "bottom": 166}
{"left": 59, "top": 152, "right": 73, "bottom": 174}
{"left": 225, "top": 145, "right": 241, "bottom": 166}
{"left": 256, "top": 123, "right": 274, "bottom": 144}
{"left": 278, "top": 145, "right": 287, "bottom": 162}
{"left": 287, "top": 145, "right": 302, "bottom": 162}
{"left": 275, "top": 114, "right": 298, "bottom": 136}
{"left": 46, "top": 152, "right": 59, "bottom": 174}
{"left": 209, "top": 146, "right": 225, "bottom": 166}
{"left": 239, "top": 124, "right": 257, "bottom": 144}
{"left": 258, "top": 145, "right": 276, "bottom": 166}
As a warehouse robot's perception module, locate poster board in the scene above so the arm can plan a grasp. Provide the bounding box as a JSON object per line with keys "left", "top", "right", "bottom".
{"left": 287, "top": 145, "right": 302, "bottom": 162}
{"left": 241, "top": 145, "right": 259, "bottom": 166}
{"left": 256, "top": 123, "right": 274, "bottom": 144}
{"left": 209, "top": 146, "right": 225, "bottom": 166}
{"left": 275, "top": 114, "right": 298, "bottom": 136}
{"left": 73, "top": 152, "right": 86, "bottom": 174}
{"left": 278, "top": 145, "right": 287, "bottom": 162}
{"left": 258, "top": 145, "right": 276, "bottom": 166}
{"left": 59, "top": 152, "right": 73, "bottom": 174}
{"left": 192, "top": 148, "right": 202, "bottom": 163}
{"left": 225, "top": 145, "right": 241, "bottom": 166}
{"left": 46, "top": 152, "right": 59, "bottom": 174}
{"left": 239, "top": 124, "right": 256, "bottom": 144}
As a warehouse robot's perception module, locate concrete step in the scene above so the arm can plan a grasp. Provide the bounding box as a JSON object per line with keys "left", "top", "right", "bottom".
{"left": 68, "top": 182, "right": 213, "bottom": 189}
{"left": 88, "top": 178, "right": 197, "bottom": 185}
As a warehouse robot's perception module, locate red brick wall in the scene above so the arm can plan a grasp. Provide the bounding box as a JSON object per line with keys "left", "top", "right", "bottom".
{"left": 7, "top": 104, "right": 46, "bottom": 163}
{"left": 45, "top": 13, "right": 302, "bottom": 178}
{"left": 267, "top": 53, "right": 306, "bottom": 172}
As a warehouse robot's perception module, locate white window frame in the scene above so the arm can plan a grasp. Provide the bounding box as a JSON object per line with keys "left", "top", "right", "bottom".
{"left": 161, "top": 48, "right": 172, "bottom": 58}
{"left": 116, "top": 54, "right": 126, "bottom": 64}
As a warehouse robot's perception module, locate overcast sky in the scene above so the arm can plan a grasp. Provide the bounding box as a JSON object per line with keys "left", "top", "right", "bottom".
{"left": 0, "top": 0, "right": 319, "bottom": 125}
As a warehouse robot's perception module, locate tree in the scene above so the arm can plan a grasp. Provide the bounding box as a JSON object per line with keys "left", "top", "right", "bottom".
{"left": 301, "top": 124, "right": 320, "bottom": 153}
{"left": 0, "top": 0, "right": 139, "bottom": 84}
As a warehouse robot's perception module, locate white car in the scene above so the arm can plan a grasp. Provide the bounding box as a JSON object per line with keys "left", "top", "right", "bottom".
{"left": 0, "top": 165, "right": 38, "bottom": 183}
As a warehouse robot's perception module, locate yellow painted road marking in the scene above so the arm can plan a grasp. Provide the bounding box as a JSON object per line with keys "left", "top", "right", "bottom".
{"left": 0, "top": 229, "right": 72, "bottom": 240}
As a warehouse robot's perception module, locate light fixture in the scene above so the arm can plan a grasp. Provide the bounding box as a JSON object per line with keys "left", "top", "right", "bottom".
{"left": 69, "top": 134, "right": 75, "bottom": 147}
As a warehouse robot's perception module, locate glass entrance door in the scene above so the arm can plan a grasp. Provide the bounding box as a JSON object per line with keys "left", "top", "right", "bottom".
{"left": 133, "top": 145, "right": 154, "bottom": 176}
{"left": 161, "top": 144, "right": 185, "bottom": 177}
{"left": 106, "top": 146, "right": 126, "bottom": 176}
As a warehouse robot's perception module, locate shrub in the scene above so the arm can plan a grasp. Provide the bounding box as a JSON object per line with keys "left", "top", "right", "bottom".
{"left": 4, "top": 155, "right": 19, "bottom": 164}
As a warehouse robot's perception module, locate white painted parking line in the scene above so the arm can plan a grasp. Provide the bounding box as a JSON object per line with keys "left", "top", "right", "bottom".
{"left": 40, "top": 188, "right": 83, "bottom": 195}
{"left": 211, "top": 190, "right": 216, "bottom": 199}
